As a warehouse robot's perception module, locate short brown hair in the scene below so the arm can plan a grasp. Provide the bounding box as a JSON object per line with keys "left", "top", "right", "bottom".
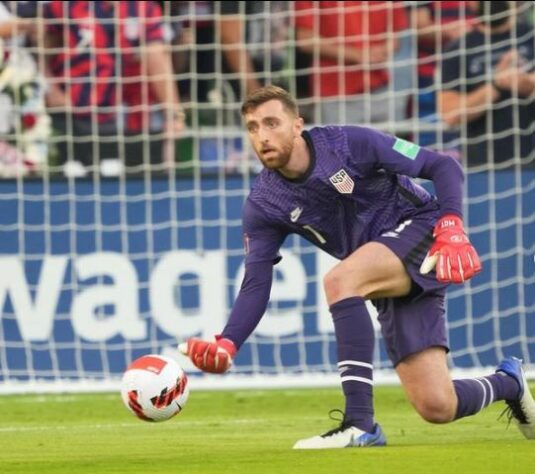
{"left": 241, "top": 85, "right": 299, "bottom": 117}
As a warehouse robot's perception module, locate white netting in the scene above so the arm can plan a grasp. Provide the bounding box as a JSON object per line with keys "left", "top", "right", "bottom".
{"left": 0, "top": 1, "right": 533, "bottom": 393}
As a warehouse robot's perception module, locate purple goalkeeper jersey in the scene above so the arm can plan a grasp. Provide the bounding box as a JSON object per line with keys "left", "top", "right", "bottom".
{"left": 222, "top": 125, "right": 464, "bottom": 348}
{"left": 243, "top": 125, "right": 462, "bottom": 264}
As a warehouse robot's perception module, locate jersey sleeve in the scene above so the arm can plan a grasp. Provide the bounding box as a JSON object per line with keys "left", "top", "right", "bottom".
{"left": 345, "top": 125, "right": 429, "bottom": 177}
{"left": 242, "top": 198, "right": 287, "bottom": 266}
{"left": 220, "top": 260, "right": 273, "bottom": 349}
{"left": 345, "top": 124, "right": 462, "bottom": 177}
{"left": 220, "top": 198, "right": 287, "bottom": 349}
{"left": 345, "top": 126, "right": 464, "bottom": 217}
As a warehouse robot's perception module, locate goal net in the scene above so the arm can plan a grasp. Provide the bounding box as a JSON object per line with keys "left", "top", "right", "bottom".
{"left": 0, "top": 1, "right": 533, "bottom": 393}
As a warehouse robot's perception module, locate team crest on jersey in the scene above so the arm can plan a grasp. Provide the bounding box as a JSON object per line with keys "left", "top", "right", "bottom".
{"left": 125, "top": 18, "right": 141, "bottom": 40}
{"left": 329, "top": 169, "right": 354, "bottom": 194}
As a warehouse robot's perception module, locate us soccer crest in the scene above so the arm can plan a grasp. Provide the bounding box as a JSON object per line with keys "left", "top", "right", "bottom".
{"left": 329, "top": 169, "right": 354, "bottom": 194}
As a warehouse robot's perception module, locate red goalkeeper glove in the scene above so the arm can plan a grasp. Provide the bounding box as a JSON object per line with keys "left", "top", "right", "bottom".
{"left": 178, "top": 336, "right": 237, "bottom": 374}
{"left": 420, "top": 214, "right": 482, "bottom": 283}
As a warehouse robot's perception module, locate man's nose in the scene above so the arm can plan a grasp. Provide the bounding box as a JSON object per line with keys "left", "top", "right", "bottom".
{"left": 257, "top": 125, "right": 270, "bottom": 140}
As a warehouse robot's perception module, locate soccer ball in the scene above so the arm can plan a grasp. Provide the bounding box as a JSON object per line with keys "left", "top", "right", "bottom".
{"left": 120, "top": 354, "right": 189, "bottom": 422}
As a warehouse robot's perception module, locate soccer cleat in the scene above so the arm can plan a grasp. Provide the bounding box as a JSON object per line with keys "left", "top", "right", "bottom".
{"left": 293, "top": 419, "right": 386, "bottom": 449}
{"left": 496, "top": 356, "right": 535, "bottom": 439}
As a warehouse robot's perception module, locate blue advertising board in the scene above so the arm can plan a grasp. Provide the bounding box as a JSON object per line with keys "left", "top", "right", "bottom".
{"left": 0, "top": 171, "right": 533, "bottom": 382}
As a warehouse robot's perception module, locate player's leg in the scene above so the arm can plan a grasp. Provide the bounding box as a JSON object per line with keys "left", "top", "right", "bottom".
{"left": 380, "top": 270, "right": 532, "bottom": 433}
{"left": 396, "top": 345, "right": 534, "bottom": 432}
{"left": 323, "top": 241, "right": 413, "bottom": 304}
{"left": 395, "top": 347, "right": 457, "bottom": 423}
{"left": 325, "top": 240, "right": 413, "bottom": 427}
{"left": 294, "top": 241, "right": 410, "bottom": 449}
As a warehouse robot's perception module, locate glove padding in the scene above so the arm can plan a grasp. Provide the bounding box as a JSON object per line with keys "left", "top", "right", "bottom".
{"left": 420, "top": 214, "right": 482, "bottom": 283}
{"left": 178, "top": 336, "right": 237, "bottom": 374}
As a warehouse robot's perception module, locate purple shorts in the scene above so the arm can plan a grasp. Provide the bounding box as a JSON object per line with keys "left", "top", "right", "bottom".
{"left": 373, "top": 213, "right": 450, "bottom": 366}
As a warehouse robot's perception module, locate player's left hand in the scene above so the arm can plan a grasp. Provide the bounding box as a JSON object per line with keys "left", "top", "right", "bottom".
{"left": 178, "top": 336, "right": 237, "bottom": 374}
{"left": 420, "top": 214, "right": 482, "bottom": 283}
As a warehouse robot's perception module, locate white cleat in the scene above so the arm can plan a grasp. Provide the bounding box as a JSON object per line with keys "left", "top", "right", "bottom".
{"left": 293, "top": 422, "right": 386, "bottom": 449}
{"left": 497, "top": 356, "right": 535, "bottom": 439}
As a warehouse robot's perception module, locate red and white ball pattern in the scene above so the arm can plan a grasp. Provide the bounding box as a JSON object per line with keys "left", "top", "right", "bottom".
{"left": 121, "top": 354, "right": 189, "bottom": 422}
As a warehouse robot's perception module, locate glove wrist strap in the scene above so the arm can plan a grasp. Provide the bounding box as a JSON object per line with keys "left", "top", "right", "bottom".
{"left": 214, "top": 335, "right": 237, "bottom": 356}
{"left": 436, "top": 214, "right": 464, "bottom": 232}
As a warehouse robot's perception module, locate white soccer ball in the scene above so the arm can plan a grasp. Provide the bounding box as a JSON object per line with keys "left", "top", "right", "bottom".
{"left": 120, "top": 354, "right": 189, "bottom": 422}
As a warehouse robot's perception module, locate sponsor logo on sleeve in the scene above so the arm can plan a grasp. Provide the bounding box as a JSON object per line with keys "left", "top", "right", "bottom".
{"left": 393, "top": 138, "right": 420, "bottom": 160}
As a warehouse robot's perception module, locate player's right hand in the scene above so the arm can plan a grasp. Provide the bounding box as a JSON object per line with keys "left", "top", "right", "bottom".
{"left": 178, "top": 336, "right": 237, "bottom": 374}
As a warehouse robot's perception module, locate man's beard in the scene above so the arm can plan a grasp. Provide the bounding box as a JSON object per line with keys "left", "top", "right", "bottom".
{"left": 260, "top": 140, "right": 294, "bottom": 170}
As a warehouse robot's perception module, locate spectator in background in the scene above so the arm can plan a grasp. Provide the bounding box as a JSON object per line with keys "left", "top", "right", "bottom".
{"left": 439, "top": 1, "right": 535, "bottom": 169}
{"left": 119, "top": 1, "right": 185, "bottom": 170}
{"left": 44, "top": 1, "right": 119, "bottom": 176}
{"left": 388, "top": 4, "right": 414, "bottom": 124}
{"left": 218, "top": 1, "right": 290, "bottom": 102}
{"left": 0, "top": 1, "right": 50, "bottom": 177}
{"left": 413, "top": 1, "right": 476, "bottom": 149}
{"left": 168, "top": 1, "right": 290, "bottom": 125}
{"left": 44, "top": 1, "right": 185, "bottom": 176}
{"left": 165, "top": 0, "right": 219, "bottom": 117}
{"left": 293, "top": 28, "right": 314, "bottom": 122}
{"left": 294, "top": 1, "right": 408, "bottom": 125}
{"left": 163, "top": 1, "right": 292, "bottom": 173}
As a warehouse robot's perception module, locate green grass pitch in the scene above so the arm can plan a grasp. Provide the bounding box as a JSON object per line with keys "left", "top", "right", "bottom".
{"left": 1, "top": 384, "right": 534, "bottom": 473}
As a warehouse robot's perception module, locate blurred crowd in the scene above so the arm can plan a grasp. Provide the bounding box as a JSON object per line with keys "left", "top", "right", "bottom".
{"left": 0, "top": 0, "right": 533, "bottom": 177}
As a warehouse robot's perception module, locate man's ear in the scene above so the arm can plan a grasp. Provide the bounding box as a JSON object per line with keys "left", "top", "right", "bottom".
{"left": 294, "top": 116, "right": 304, "bottom": 135}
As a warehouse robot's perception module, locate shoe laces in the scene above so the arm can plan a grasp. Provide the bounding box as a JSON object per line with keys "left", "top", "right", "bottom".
{"left": 499, "top": 400, "right": 528, "bottom": 426}
{"left": 320, "top": 409, "right": 356, "bottom": 438}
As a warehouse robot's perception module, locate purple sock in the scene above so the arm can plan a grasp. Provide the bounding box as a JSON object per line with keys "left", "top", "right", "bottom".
{"left": 453, "top": 373, "right": 520, "bottom": 420}
{"left": 330, "top": 297, "right": 375, "bottom": 432}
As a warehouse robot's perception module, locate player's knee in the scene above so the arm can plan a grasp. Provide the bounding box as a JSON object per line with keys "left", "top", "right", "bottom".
{"left": 413, "top": 396, "right": 456, "bottom": 424}
{"left": 323, "top": 267, "right": 366, "bottom": 303}
{"left": 323, "top": 268, "right": 343, "bottom": 302}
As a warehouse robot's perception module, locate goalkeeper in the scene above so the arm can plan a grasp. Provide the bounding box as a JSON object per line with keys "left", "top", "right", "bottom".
{"left": 180, "top": 85, "right": 535, "bottom": 449}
